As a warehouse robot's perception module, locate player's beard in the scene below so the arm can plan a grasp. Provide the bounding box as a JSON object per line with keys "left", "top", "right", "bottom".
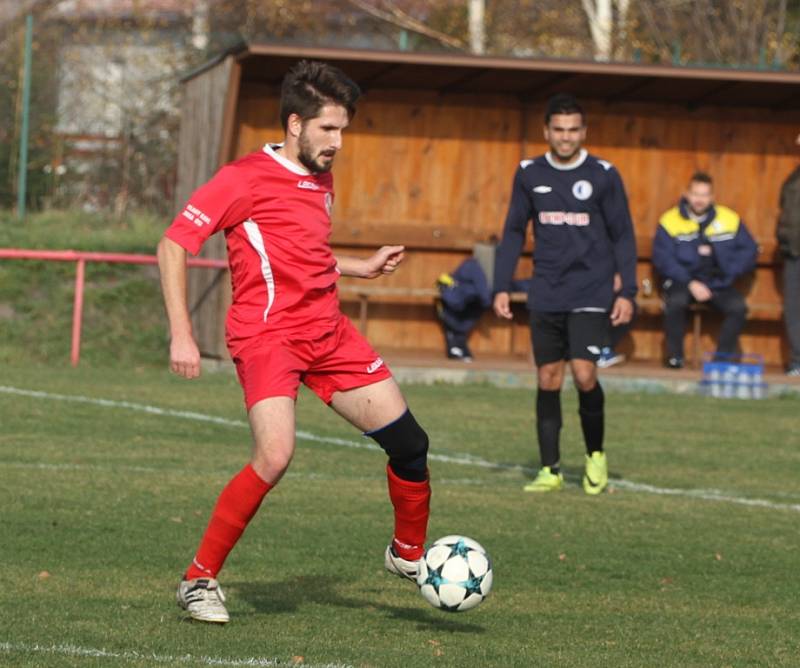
{"left": 297, "top": 129, "right": 335, "bottom": 174}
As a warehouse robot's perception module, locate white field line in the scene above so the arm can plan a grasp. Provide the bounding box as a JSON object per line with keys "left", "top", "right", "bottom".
{"left": 0, "top": 460, "right": 501, "bottom": 488}
{"left": 2, "top": 385, "right": 799, "bottom": 513}
{"left": 0, "top": 641, "right": 351, "bottom": 667}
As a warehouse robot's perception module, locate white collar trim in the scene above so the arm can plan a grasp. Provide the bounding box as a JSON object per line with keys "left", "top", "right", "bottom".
{"left": 262, "top": 143, "right": 310, "bottom": 176}
{"left": 545, "top": 148, "right": 588, "bottom": 171}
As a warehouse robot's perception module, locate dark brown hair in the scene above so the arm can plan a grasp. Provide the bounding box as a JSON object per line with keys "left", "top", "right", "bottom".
{"left": 689, "top": 171, "right": 713, "bottom": 187}
{"left": 280, "top": 60, "right": 361, "bottom": 130}
{"left": 544, "top": 93, "right": 585, "bottom": 125}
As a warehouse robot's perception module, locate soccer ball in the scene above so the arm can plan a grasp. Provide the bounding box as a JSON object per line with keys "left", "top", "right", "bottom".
{"left": 416, "top": 535, "right": 493, "bottom": 612}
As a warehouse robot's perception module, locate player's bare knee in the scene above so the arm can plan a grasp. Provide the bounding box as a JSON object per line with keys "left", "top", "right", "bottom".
{"left": 574, "top": 374, "right": 597, "bottom": 393}
{"left": 250, "top": 446, "right": 293, "bottom": 484}
{"left": 366, "top": 409, "right": 429, "bottom": 482}
{"left": 537, "top": 367, "right": 563, "bottom": 390}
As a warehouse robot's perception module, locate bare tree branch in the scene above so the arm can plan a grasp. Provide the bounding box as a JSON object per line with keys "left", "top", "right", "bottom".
{"left": 345, "top": 0, "right": 466, "bottom": 50}
{"left": 775, "top": 0, "right": 787, "bottom": 64}
{"left": 638, "top": 0, "right": 671, "bottom": 56}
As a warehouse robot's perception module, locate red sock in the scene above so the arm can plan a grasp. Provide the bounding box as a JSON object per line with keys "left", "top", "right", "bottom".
{"left": 387, "top": 464, "right": 430, "bottom": 560}
{"left": 185, "top": 464, "right": 272, "bottom": 580}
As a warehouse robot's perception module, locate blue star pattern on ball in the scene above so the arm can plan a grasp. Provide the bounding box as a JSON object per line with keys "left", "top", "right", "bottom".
{"left": 417, "top": 535, "right": 493, "bottom": 612}
{"left": 422, "top": 566, "right": 444, "bottom": 588}
{"left": 449, "top": 538, "right": 471, "bottom": 559}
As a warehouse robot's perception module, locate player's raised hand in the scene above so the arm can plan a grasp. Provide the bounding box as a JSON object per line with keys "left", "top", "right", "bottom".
{"left": 493, "top": 292, "right": 513, "bottom": 319}
{"left": 363, "top": 245, "right": 405, "bottom": 278}
{"left": 610, "top": 296, "right": 634, "bottom": 326}
{"left": 170, "top": 334, "right": 201, "bottom": 379}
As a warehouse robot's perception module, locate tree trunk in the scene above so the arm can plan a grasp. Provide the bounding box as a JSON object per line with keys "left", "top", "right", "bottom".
{"left": 468, "top": 0, "right": 486, "bottom": 55}
{"left": 582, "top": 0, "right": 613, "bottom": 60}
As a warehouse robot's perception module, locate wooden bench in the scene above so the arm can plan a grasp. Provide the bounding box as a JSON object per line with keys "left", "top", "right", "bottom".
{"left": 337, "top": 284, "right": 441, "bottom": 334}
{"left": 638, "top": 297, "right": 782, "bottom": 368}
{"left": 337, "top": 283, "right": 528, "bottom": 350}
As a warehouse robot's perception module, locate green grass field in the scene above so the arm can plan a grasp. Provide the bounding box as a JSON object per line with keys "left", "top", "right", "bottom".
{"left": 1, "top": 364, "right": 799, "bottom": 667}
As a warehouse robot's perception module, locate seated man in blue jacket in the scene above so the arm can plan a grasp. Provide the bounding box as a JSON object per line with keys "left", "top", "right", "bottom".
{"left": 437, "top": 257, "right": 491, "bottom": 361}
{"left": 653, "top": 171, "right": 758, "bottom": 368}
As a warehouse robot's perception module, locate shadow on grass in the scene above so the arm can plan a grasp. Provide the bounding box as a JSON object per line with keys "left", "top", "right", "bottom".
{"left": 231, "top": 576, "right": 486, "bottom": 633}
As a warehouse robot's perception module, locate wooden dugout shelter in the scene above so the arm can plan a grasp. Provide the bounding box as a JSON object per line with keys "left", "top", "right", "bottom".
{"left": 176, "top": 43, "right": 800, "bottom": 367}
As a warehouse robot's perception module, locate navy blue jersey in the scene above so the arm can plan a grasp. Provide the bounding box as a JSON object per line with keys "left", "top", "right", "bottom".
{"left": 494, "top": 150, "right": 638, "bottom": 312}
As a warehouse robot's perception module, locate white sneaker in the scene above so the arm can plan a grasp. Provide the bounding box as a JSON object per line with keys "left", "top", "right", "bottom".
{"left": 597, "top": 347, "right": 625, "bottom": 369}
{"left": 177, "top": 578, "right": 230, "bottom": 624}
{"left": 384, "top": 545, "right": 421, "bottom": 582}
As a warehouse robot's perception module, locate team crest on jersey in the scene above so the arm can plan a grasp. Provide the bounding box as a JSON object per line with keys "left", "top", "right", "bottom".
{"left": 572, "top": 180, "right": 593, "bottom": 200}
{"left": 324, "top": 192, "right": 333, "bottom": 216}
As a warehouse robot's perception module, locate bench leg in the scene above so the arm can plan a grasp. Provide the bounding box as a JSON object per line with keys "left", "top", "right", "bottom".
{"left": 692, "top": 309, "right": 701, "bottom": 369}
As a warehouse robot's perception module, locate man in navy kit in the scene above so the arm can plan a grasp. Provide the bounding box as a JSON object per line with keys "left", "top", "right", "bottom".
{"left": 493, "top": 93, "right": 637, "bottom": 494}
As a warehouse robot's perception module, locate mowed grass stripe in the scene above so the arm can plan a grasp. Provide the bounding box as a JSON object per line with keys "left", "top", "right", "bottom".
{"left": 2, "top": 383, "right": 800, "bottom": 512}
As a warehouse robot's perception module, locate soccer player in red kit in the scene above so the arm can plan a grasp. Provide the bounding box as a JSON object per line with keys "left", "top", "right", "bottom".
{"left": 158, "top": 60, "right": 431, "bottom": 623}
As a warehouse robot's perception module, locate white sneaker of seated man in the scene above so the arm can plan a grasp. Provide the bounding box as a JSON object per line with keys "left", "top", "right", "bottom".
{"left": 597, "top": 346, "right": 625, "bottom": 369}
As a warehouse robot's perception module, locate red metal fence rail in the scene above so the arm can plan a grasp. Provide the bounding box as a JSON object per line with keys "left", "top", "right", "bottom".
{"left": 0, "top": 248, "right": 227, "bottom": 366}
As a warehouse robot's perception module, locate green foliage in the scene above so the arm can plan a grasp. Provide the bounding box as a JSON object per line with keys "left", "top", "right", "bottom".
{"left": 1, "top": 369, "right": 799, "bottom": 667}
{"left": 0, "top": 208, "right": 164, "bottom": 252}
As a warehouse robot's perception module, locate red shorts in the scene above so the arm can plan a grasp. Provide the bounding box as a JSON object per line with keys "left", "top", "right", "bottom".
{"left": 233, "top": 316, "right": 392, "bottom": 409}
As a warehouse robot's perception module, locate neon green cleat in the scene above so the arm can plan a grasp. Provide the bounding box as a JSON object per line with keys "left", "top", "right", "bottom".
{"left": 583, "top": 451, "right": 608, "bottom": 495}
{"left": 523, "top": 466, "right": 563, "bottom": 493}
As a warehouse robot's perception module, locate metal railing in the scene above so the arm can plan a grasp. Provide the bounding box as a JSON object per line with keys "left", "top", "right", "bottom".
{"left": 0, "top": 248, "right": 227, "bottom": 366}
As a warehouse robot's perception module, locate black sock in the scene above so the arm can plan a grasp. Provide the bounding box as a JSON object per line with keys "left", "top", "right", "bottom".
{"left": 578, "top": 383, "right": 604, "bottom": 455}
{"left": 536, "top": 389, "right": 562, "bottom": 469}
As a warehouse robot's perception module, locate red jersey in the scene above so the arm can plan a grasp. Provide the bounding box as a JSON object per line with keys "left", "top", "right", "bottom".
{"left": 165, "top": 144, "right": 342, "bottom": 355}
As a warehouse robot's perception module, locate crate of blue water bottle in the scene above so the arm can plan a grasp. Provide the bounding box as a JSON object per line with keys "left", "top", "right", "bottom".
{"left": 699, "top": 353, "right": 766, "bottom": 399}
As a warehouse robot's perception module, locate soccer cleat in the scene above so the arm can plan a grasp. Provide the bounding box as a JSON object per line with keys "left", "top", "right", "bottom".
{"left": 523, "top": 466, "right": 564, "bottom": 493}
{"left": 786, "top": 365, "right": 800, "bottom": 377}
{"left": 384, "top": 545, "right": 421, "bottom": 582}
{"left": 665, "top": 357, "right": 684, "bottom": 369}
{"left": 597, "top": 347, "right": 625, "bottom": 369}
{"left": 582, "top": 451, "right": 609, "bottom": 495}
{"left": 177, "top": 578, "right": 230, "bottom": 624}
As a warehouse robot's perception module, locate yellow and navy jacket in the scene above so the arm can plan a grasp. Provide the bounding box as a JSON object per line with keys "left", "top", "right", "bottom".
{"left": 652, "top": 199, "right": 757, "bottom": 291}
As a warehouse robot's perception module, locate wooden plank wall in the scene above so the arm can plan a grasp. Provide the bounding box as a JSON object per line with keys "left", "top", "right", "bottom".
{"left": 176, "top": 56, "right": 238, "bottom": 358}
{"left": 210, "top": 81, "right": 800, "bottom": 366}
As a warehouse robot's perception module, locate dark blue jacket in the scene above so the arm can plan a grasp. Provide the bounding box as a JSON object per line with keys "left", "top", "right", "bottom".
{"left": 493, "top": 151, "right": 637, "bottom": 312}
{"left": 440, "top": 258, "right": 492, "bottom": 312}
{"left": 652, "top": 199, "right": 758, "bottom": 291}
